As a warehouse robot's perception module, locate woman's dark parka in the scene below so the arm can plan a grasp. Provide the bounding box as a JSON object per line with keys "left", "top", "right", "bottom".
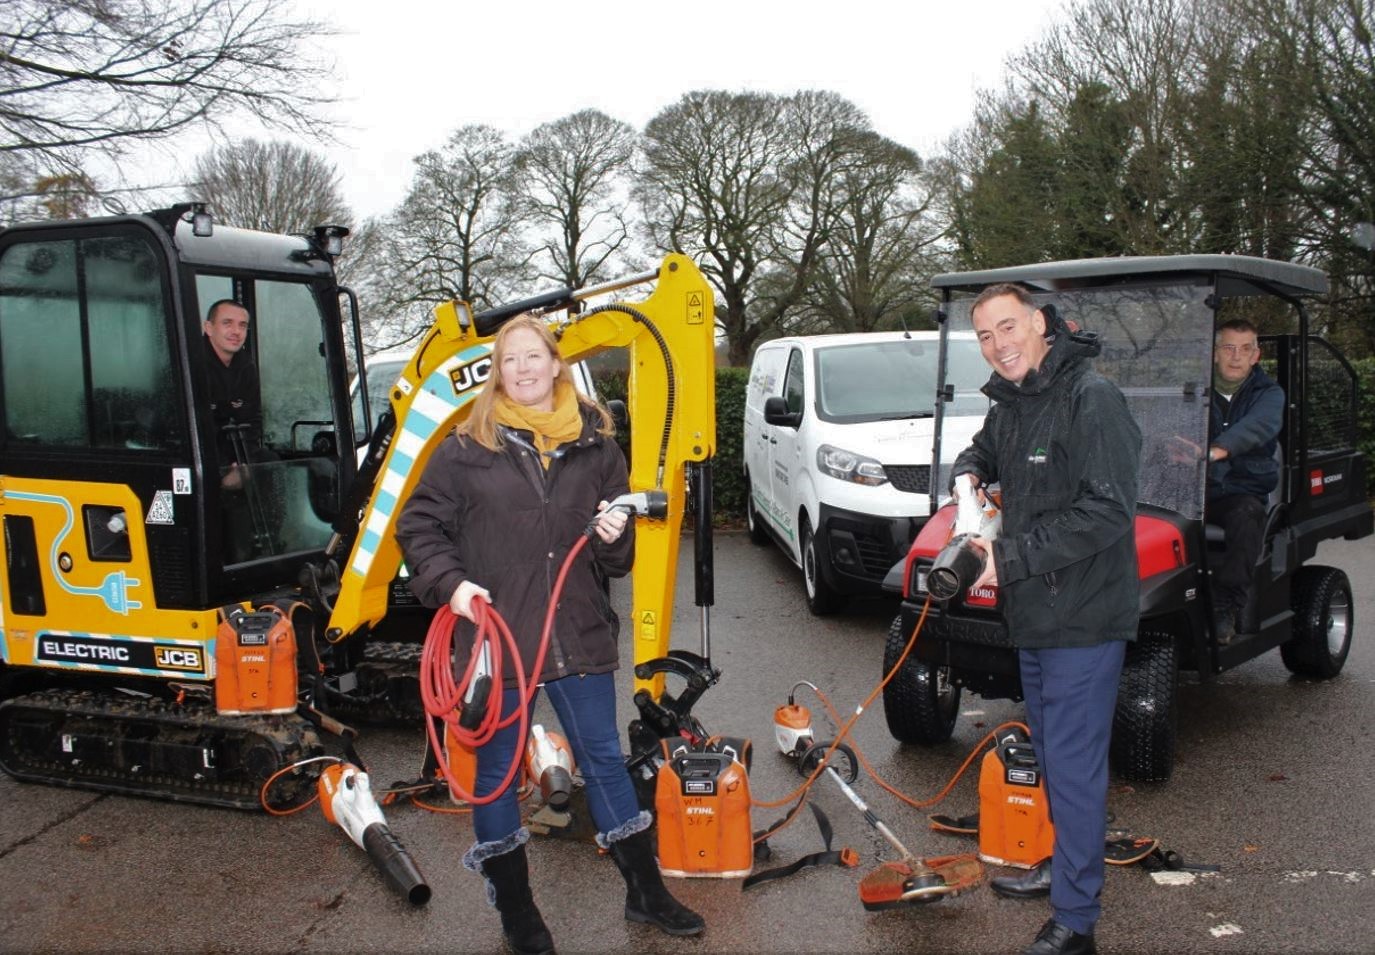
{"left": 953, "top": 317, "right": 1142, "bottom": 649}
{"left": 395, "top": 405, "right": 633, "bottom": 685}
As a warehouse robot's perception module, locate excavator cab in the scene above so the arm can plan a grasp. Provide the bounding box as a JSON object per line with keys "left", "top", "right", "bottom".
{"left": 0, "top": 207, "right": 359, "bottom": 607}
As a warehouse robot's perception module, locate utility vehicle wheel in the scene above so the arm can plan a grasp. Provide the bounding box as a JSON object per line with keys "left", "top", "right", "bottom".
{"left": 745, "top": 476, "right": 770, "bottom": 546}
{"left": 1110, "top": 631, "right": 1178, "bottom": 783}
{"left": 801, "top": 514, "right": 844, "bottom": 615}
{"left": 881, "top": 614, "right": 960, "bottom": 744}
{"left": 1281, "top": 566, "right": 1352, "bottom": 679}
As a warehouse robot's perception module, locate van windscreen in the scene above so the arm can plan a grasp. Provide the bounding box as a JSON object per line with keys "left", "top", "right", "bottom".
{"left": 815, "top": 338, "right": 986, "bottom": 423}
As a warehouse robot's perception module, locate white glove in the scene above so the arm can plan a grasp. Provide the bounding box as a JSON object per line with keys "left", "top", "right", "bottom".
{"left": 593, "top": 501, "right": 629, "bottom": 544}
{"left": 449, "top": 580, "right": 491, "bottom": 621}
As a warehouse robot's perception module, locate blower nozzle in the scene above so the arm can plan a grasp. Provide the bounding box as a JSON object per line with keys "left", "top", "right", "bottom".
{"left": 319, "top": 763, "right": 431, "bottom": 906}
{"left": 926, "top": 533, "right": 986, "bottom": 602}
{"left": 526, "top": 724, "right": 576, "bottom": 812}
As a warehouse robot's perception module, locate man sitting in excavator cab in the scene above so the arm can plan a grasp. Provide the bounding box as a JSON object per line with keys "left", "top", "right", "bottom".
{"left": 1204, "top": 318, "right": 1284, "bottom": 644}
{"left": 202, "top": 297, "right": 272, "bottom": 562}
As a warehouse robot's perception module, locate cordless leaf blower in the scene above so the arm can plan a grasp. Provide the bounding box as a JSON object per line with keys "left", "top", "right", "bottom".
{"left": 319, "top": 762, "right": 431, "bottom": 906}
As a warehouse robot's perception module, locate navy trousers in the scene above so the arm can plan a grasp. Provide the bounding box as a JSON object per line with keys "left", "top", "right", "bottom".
{"left": 1019, "top": 640, "right": 1126, "bottom": 935}
{"left": 472, "top": 671, "right": 641, "bottom": 844}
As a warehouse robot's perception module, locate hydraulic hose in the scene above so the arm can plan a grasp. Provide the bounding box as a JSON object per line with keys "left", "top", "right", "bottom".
{"left": 580, "top": 303, "right": 676, "bottom": 486}
{"left": 419, "top": 534, "right": 592, "bottom": 805}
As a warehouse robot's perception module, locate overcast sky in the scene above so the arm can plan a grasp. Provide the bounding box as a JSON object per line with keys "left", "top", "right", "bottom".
{"left": 165, "top": 0, "right": 1068, "bottom": 221}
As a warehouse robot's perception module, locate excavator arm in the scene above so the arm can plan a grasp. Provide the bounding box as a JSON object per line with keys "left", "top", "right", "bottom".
{"left": 323, "top": 254, "right": 716, "bottom": 692}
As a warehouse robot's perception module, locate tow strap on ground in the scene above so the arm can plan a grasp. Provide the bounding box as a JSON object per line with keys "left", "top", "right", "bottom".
{"left": 743, "top": 803, "right": 858, "bottom": 891}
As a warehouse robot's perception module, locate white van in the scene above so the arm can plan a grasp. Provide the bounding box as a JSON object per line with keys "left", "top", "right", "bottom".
{"left": 743, "top": 331, "right": 990, "bottom": 614}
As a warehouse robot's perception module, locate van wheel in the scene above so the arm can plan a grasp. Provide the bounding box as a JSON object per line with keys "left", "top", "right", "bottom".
{"left": 882, "top": 614, "right": 959, "bottom": 743}
{"left": 801, "top": 514, "right": 844, "bottom": 615}
{"left": 745, "top": 476, "right": 770, "bottom": 546}
{"left": 1110, "top": 631, "right": 1178, "bottom": 783}
{"left": 1281, "top": 566, "right": 1352, "bottom": 679}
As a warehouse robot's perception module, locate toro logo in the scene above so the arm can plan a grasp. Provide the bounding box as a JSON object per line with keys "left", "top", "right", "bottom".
{"left": 966, "top": 585, "right": 998, "bottom": 607}
{"left": 449, "top": 356, "right": 493, "bottom": 396}
{"left": 1310, "top": 468, "right": 1325, "bottom": 495}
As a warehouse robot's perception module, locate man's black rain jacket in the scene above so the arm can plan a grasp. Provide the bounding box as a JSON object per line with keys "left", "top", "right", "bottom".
{"left": 953, "top": 320, "right": 1142, "bottom": 650}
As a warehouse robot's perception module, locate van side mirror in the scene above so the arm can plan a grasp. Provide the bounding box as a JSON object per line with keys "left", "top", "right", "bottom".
{"left": 764, "top": 395, "right": 802, "bottom": 428}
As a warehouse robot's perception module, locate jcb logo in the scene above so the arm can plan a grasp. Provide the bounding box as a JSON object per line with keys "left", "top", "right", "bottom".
{"left": 155, "top": 646, "right": 204, "bottom": 672}
{"left": 450, "top": 357, "right": 493, "bottom": 395}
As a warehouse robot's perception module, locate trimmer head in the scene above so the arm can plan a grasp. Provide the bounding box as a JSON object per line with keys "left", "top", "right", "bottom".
{"left": 858, "top": 853, "right": 984, "bottom": 910}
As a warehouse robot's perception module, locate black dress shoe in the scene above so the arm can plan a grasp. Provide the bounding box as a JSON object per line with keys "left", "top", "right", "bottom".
{"left": 1021, "top": 918, "right": 1096, "bottom": 955}
{"left": 990, "top": 859, "right": 1052, "bottom": 899}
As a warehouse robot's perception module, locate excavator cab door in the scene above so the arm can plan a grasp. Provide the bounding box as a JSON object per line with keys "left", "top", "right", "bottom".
{"left": 189, "top": 272, "right": 348, "bottom": 587}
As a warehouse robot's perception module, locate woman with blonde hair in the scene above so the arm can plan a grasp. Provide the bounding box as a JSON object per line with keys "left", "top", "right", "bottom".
{"left": 397, "top": 314, "right": 703, "bottom": 953}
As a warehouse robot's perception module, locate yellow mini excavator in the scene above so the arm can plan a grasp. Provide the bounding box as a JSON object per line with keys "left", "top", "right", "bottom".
{"left": 0, "top": 204, "right": 717, "bottom": 808}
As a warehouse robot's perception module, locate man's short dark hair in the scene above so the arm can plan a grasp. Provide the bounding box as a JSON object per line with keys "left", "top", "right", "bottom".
{"left": 971, "top": 283, "right": 1036, "bottom": 314}
{"left": 1216, "top": 318, "right": 1258, "bottom": 337}
{"left": 206, "top": 298, "right": 248, "bottom": 323}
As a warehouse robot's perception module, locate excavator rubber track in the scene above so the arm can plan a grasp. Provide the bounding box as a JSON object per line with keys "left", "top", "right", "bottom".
{"left": 0, "top": 687, "right": 324, "bottom": 810}
{"left": 325, "top": 641, "right": 426, "bottom": 726}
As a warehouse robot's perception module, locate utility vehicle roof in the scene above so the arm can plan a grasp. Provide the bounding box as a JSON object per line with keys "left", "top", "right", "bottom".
{"left": 933, "top": 254, "right": 1327, "bottom": 300}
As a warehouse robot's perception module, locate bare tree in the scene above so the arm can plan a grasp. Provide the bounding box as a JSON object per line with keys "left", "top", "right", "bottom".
{"left": 367, "top": 125, "right": 527, "bottom": 349}
{"left": 638, "top": 91, "right": 792, "bottom": 365}
{"left": 637, "top": 90, "right": 873, "bottom": 364}
{"left": 0, "top": 0, "right": 336, "bottom": 191}
{"left": 798, "top": 133, "right": 944, "bottom": 334}
{"left": 513, "top": 110, "right": 637, "bottom": 289}
{"left": 192, "top": 139, "right": 351, "bottom": 233}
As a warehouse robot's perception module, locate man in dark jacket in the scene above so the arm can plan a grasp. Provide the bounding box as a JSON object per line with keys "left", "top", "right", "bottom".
{"left": 202, "top": 298, "right": 261, "bottom": 488}
{"left": 202, "top": 298, "right": 267, "bottom": 562}
{"left": 954, "top": 284, "right": 1141, "bottom": 955}
{"left": 1206, "top": 319, "right": 1283, "bottom": 643}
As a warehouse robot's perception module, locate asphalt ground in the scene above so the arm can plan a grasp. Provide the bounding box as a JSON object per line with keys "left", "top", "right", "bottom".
{"left": 1, "top": 531, "right": 1372, "bottom": 954}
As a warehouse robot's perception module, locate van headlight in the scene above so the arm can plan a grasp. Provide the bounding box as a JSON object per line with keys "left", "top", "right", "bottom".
{"left": 816, "top": 444, "right": 889, "bottom": 486}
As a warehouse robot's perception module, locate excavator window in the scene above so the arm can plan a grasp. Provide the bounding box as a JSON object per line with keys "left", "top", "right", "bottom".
{"left": 192, "top": 274, "right": 342, "bottom": 565}
{"left": 0, "top": 231, "right": 183, "bottom": 451}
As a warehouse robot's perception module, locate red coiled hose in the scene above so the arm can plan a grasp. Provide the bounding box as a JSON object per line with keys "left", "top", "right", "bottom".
{"left": 419, "top": 533, "right": 591, "bottom": 805}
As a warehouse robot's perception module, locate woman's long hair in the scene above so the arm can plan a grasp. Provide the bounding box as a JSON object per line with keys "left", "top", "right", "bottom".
{"left": 457, "top": 312, "right": 614, "bottom": 451}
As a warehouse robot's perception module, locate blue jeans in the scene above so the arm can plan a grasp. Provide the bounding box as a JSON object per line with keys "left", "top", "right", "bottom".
{"left": 472, "top": 671, "right": 641, "bottom": 845}
{"left": 1019, "top": 641, "right": 1126, "bottom": 936}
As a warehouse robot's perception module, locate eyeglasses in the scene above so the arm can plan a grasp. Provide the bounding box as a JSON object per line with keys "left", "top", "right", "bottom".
{"left": 1218, "top": 343, "right": 1257, "bottom": 357}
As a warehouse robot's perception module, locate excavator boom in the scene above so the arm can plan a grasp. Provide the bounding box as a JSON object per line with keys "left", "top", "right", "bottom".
{"left": 326, "top": 254, "right": 717, "bottom": 690}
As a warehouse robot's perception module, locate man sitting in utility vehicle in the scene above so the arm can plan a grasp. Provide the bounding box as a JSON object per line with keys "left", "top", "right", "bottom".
{"left": 1205, "top": 318, "right": 1284, "bottom": 643}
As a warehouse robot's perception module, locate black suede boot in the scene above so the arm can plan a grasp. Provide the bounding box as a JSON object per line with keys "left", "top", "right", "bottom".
{"left": 478, "top": 843, "right": 555, "bottom": 955}
{"left": 607, "top": 827, "right": 705, "bottom": 936}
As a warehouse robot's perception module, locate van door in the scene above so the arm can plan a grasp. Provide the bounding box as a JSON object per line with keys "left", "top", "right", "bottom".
{"left": 744, "top": 343, "right": 787, "bottom": 531}
{"left": 770, "top": 346, "right": 808, "bottom": 550}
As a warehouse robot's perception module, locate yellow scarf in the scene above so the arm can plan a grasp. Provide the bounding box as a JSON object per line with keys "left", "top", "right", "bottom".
{"left": 493, "top": 378, "right": 583, "bottom": 467}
